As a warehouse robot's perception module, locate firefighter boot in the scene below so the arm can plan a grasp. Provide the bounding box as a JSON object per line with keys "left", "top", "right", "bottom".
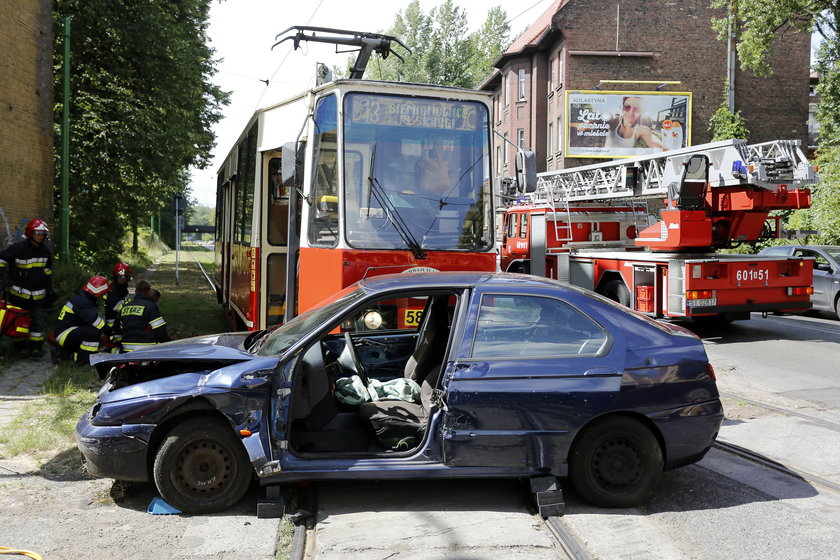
{"left": 28, "top": 340, "right": 45, "bottom": 358}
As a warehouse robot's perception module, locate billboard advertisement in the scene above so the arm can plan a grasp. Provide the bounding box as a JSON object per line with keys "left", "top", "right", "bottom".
{"left": 565, "top": 91, "right": 692, "bottom": 158}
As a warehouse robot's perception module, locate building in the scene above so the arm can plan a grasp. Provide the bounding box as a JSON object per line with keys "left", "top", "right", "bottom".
{"left": 480, "top": 0, "right": 811, "bottom": 180}
{"left": 0, "top": 0, "right": 54, "bottom": 247}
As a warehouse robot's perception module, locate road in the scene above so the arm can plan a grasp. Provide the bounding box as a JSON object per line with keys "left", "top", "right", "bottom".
{"left": 303, "top": 312, "right": 840, "bottom": 560}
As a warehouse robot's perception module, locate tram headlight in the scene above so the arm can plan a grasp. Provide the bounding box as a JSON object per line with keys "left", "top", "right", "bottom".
{"left": 363, "top": 310, "right": 383, "bottom": 330}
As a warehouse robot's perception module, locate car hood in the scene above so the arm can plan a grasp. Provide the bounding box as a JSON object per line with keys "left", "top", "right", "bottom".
{"left": 89, "top": 332, "right": 258, "bottom": 381}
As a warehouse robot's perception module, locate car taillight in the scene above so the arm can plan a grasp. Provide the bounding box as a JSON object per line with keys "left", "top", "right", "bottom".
{"left": 687, "top": 290, "right": 714, "bottom": 300}
{"left": 787, "top": 286, "right": 813, "bottom": 296}
{"left": 706, "top": 362, "right": 717, "bottom": 382}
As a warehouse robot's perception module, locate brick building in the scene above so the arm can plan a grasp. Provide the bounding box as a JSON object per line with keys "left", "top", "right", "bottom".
{"left": 0, "top": 0, "right": 54, "bottom": 247}
{"left": 480, "top": 0, "right": 811, "bottom": 179}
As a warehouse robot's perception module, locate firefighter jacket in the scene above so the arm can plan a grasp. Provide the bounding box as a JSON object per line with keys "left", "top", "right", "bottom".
{"left": 105, "top": 281, "right": 130, "bottom": 328}
{"left": 0, "top": 239, "right": 54, "bottom": 303}
{"left": 119, "top": 294, "right": 169, "bottom": 351}
{"left": 54, "top": 291, "right": 109, "bottom": 345}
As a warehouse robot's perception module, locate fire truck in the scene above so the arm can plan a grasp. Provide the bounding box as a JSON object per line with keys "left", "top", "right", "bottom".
{"left": 213, "top": 27, "right": 497, "bottom": 330}
{"left": 499, "top": 139, "right": 817, "bottom": 322}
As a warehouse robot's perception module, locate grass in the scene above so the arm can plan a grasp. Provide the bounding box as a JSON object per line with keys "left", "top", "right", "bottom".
{"left": 0, "top": 244, "right": 229, "bottom": 472}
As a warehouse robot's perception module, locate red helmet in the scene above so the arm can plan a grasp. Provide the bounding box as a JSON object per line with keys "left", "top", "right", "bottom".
{"left": 112, "top": 262, "right": 132, "bottom": 279}
{"left": 83, "top": 275, "right": 111, "bottom": 297}
{"left": 25, "top": 218, "right": 49, "bottom": 238}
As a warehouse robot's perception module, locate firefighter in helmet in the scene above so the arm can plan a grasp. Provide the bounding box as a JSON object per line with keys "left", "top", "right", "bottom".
{"left": 0, "top": 218, "right": 56, "bottom": 357}
{"left": 118, "top": 280, "right": 170, "bottom": 352}
{"left": 104, "top": 262, "right": 132, "bottom": 343}
{"left": 52, "top": 276, "right": 112, "bottom": 365}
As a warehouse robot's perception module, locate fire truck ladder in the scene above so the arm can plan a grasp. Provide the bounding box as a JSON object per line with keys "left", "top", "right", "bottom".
{"left": 532, "top": 139, "right": 817, "bottom": 204}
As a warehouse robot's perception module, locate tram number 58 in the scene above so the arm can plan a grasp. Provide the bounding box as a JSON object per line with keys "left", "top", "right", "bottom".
{"left": 404, "top": 309, "right": 425, "bottom": 327}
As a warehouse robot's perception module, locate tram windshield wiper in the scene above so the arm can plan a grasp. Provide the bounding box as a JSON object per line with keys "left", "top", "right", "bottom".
{"left": 367, "top": 144, "right": 427, "bottom": 259}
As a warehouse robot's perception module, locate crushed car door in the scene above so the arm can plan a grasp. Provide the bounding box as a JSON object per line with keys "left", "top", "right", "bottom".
{"left": 440, "top": 290, "right": 625, "bottom": 472}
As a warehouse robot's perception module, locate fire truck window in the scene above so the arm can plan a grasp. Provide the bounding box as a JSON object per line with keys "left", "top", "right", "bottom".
{"left": 518, "top": 213, "right": 528, "bottom": 238}
{"left": 268, "top": 156, "right": 289, "bottom": 246}
{"left": 472, "top": 294, "right": 607, "bottom": 358}
{"left": 308, "top": 94, "right": 339, "bottom": 247}
{"left": 506, "top": 214, "right": 518, "bottom": 239}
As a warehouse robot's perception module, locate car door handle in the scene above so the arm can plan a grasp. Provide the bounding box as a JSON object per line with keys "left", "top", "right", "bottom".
{"left": 583, "top": 368, "right": 622, "bottom": 377}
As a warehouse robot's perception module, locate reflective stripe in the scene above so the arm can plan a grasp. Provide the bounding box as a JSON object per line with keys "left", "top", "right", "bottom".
{"left": 9, "top": 286, "right": 47, "bottom": 299}
{"left": 45, "top": 268, "right": 53, "bottom": 276}
{"left": 106, "top": 319, "right": 116, "bottom": 327}
{"left": 29, "top": 331, "right": 44, "bottom": 341}
{"left": 149, "top": 317, "right": 166, "bottom": 329}
{"left": 14, "top": 257, "right": 48, "bottom": 268}
{"left": 80, "top": 341, "right": 99, "bottom": 352}
{"left": 16, "top": 326, "right": 29, "bottom": 334}
{"left": 57, "top": 326, "right": 78, "bottom": 346}
{"left": 92, "top": 317, "right": 105, "bottom": 329}
{"left": 122, "top": 342, "right": 157, "bottom": 352}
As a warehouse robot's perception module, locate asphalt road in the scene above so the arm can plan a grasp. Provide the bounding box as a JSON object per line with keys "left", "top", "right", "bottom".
{"left": 304, "top": 312, "right": 840, "bottom": 560}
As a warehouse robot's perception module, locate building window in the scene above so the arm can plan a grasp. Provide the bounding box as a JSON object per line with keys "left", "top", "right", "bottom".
{"left": 549, "top": 57, "right": 555, "bottom": 92}
{"left": 496, "top": 145, "right": 502, "bottom": 173}
{"left": 558, "top": 56, "right": 564, "bottom": 88}
{"left": 504, "top": 133, "right": 509, "bottom": 165}
{"left": 547, "top": 122, "right": 553, "bottom": 157}
{"left": 517, "top": 129, "right": 525, "bottom": 150}
{"left": 557, "top": 117, "right": 563, "bottom": 154}
{"left": 504, "top": 74, "right": 509, "bottom": 106}
{"left": 518, "top": 68, "right": 526, "bottom": 100}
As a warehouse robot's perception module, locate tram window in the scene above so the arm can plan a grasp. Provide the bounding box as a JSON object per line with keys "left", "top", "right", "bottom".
{"left": 242, "top": 125, "right": 257, "bottom": 244}
{"left": 268, "top": 156, "right": 288, "bottom": 246}
{"left": 266, "top": 253, "right": 287, "bottom": 327}
{"left": 308, "top": 94, "right": 339, "bottom": 247}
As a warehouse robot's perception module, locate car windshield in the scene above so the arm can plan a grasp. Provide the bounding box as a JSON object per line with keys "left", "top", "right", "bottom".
{"left": 826, "top": 247, "right": 840, "bottom": 261}
{"left": 254, "top": 286, "right": 366, "bottom": 357}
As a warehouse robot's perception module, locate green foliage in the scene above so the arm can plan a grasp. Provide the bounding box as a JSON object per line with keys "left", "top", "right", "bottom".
{"left": 367, "top": 1, "right": 511, "bottom": 88}
{"left": 708, "top": 83, "right": 750, "bottom": 140}
{"left": 53, "top": 0, "right": 228, "bottom": 269}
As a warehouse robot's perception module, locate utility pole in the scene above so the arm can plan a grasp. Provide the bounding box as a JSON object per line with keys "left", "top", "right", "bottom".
{"left": 59, "top": 17, "right": 71, "bottom": 261}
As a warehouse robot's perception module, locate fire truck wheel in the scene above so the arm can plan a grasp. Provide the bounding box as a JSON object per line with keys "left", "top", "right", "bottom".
{"left": 602, "top": 280, "right": 630, "bottom": 307}
{"left": 568, "top": 415, "right": 663, "bottom": 508}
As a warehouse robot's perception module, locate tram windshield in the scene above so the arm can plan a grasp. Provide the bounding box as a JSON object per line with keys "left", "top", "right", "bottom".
{"left": 343, "top": 93, "right": 493, "bottom": 252}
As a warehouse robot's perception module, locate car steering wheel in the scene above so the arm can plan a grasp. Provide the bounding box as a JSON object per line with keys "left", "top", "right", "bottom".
{"left": 343, "top": 331, "right": 371, "bottom": 387}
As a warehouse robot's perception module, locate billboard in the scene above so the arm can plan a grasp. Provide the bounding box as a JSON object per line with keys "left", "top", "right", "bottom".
{"left": 565, "top": 91, "right": 692, "bottom": 158}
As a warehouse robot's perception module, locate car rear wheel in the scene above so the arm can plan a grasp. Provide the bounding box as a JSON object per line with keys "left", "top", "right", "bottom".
{"left": 568, "top": 416, "right": 663, "bottom": 508}
{"left": 153, "top": 417, "right": 253, "bottom": 514}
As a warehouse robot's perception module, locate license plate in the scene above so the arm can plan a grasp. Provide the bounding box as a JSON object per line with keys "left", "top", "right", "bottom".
{"left": 687, "top": 298, "right": 717, "bottom": 307}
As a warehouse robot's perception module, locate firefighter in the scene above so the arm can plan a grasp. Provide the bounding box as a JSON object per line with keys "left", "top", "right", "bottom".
{"left": 0, "top": 218, "right": 56, "bottom": 357}
{"left": 118, "top": 280, "right": 169, "bottom": 352}
{"left": 104, "top": 262, "right": 132, "bottom": 342}
{"left": 52, "top": 275, "right": 111, "bottom": 365}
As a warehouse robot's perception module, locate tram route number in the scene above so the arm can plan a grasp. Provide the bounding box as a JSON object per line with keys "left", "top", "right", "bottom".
{"left": 404, "top": 308, "right": 425, "bottom": 327}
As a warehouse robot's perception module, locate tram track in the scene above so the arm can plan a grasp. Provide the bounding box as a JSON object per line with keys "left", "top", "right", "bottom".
{"left": 182, "top": 245, "right": 217, "bottom": 292}
{"left": 720, "top": 391, "right": 840, "bottom": 433}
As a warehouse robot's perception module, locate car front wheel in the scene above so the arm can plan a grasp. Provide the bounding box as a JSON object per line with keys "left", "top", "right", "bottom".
{"left": 153, "top": 417, "right": 253, "bottom": 514}
{"left": 568, "top": 416, "right": 663, "bottom": 508}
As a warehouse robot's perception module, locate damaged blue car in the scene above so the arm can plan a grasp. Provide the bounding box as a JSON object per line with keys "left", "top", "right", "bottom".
{"left": 77, "top": 272, "right": 723, "bottom": 513}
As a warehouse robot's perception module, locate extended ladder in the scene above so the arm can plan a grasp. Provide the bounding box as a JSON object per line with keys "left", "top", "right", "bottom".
{"left": 529, "top": 139, "right": 817, "bottom": 205}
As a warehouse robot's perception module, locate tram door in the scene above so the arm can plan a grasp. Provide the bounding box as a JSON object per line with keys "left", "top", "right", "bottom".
{"left": 263, "top": 151, "right": 289, "bottom": 327}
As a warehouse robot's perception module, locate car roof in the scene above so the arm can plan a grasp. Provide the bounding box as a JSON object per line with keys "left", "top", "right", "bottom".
{"left": 357, "top": 271, "right": 571, "bottom": 294}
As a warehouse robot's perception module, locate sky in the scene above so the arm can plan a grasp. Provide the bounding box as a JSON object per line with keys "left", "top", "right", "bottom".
{"left": 188, "top": 0, "right": 556, "bottom": 206}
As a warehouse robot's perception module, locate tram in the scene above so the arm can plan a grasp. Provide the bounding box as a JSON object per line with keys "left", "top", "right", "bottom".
{"left": 213, "top": 40, "right": 499, "bottom": 330}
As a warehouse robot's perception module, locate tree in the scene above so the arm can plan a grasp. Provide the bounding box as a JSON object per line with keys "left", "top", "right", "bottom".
{"left": 366, "top": 1, "right": 511, "bottom": 88}
{"left": 708, "top": 83, "right": 750, "bottom": 140}
{"left": 711, "top": 1, "right": 840, "bottom": 243}
{"left": 53, "top": 0, "right": 228, "bottom": 270}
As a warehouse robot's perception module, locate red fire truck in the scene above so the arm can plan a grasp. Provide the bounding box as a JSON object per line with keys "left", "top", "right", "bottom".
{"left": 213, "top": 28, "right": 497, "bottom": 330}
{"left": 500, "top": 139, "right": 817, "bottom": 322}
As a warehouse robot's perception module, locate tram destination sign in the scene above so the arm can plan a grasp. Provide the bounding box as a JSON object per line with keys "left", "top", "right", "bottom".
{"left": 347, "top": 94, "right": 481, "bottom": 131}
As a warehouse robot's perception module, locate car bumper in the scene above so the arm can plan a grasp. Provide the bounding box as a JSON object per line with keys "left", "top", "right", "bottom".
{"left": 651, "top": 400, "right": 724, "bottom": 470}
{"left": 76, "top": 414, "right": 153, "bottom": 482}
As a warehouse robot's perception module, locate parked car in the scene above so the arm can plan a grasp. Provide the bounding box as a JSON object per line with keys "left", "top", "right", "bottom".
{"left": 758, "top": 245, "right": 840, "bottom": 318}
{"left": 77, "top": 272, "right": 723, "bottom": 513}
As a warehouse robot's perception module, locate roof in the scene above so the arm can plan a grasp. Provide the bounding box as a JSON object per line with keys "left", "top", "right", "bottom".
{"left": 503, "top": 0, "right": 567, "bottom": 56}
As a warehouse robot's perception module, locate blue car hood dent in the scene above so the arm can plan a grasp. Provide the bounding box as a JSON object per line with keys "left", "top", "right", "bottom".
{"left": 90, "top": 332, "right": 253, "bottom": 366}
{"left": 97, "top": 356, "right": 280, "bottom": 405}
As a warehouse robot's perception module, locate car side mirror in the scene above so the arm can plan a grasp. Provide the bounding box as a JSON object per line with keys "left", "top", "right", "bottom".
{"left": 515, "top": 150, "right": 537, "bottom": 193}
{"left": 282, "top": 141, "right": 305, "bottom": 187}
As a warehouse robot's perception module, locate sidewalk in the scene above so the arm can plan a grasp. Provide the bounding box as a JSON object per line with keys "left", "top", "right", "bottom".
{"left": 0, "top": 355, "right": 52, "bottom": 431}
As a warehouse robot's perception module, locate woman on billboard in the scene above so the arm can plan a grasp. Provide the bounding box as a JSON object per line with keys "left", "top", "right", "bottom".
{"left": 605, "top": 96, "right": 663, "bottom": 149}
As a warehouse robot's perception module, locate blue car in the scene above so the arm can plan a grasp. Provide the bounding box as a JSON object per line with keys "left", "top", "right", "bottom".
{"left": 77, "top": 272, "right": 722, "bottom": 513}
